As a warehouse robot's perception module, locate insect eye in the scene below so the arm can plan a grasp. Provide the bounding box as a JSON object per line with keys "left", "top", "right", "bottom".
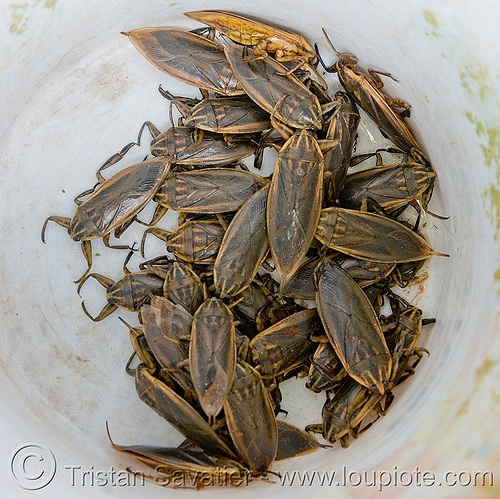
{"left": 341, "top": 52, "right": 358, "bottom": 67}
{"left": 166, "top": 246, "right": 173, "bottom": 252}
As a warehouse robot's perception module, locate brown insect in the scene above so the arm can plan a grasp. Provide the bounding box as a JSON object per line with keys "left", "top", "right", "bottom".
{"left": 41, "top": 157, "right": 170, "bottom": 281}
{"left": 214, "top": 184, "right": 270, "bottom": 298}
{"left": 307, "top": 296, "right": 432, "bottom": 447}
{"left": 189, "top": 297, "right": 236, "bottom": 419}
{"left": 249, "top": 308, "right": 320, "bottom": 379}
{"left": 306, "top": 377, "right": 373, "bottom": 447}
{"left": 337, "top": 257, "right": 396, "bottom": 288}
{"left": 222, "top": 41, "right": 328, "bottom": 133}
{"left": 223, "top": 361, "right": 278, "bottom": 472}
{"left": 275, "top": 420, "right": 328, "bottom": 460}
{"left": 122, "top": 28, "right": 243, "bottom": 95}
{"left": 133, "top": 364, "right": 236, "bottom": 459}
{"left": 141, "top": 297, "right": 193, "bottom": 392}
{"left": 106, "top": 424, "right": 251, "bottom": 488}
{"left": 267, "top": 130, "right": 325, "bottom": 280}
{"left": 339, "top": 161, "right": 437, "bottom": 214}
{"left": 315, "top": 258, "right": 392, "bottom": 394}
{"left": 231, "top": 280, "right": 276, "bottom": 338}
{"left": 316, "top": 207, "right": 448, "bottom": 263}
{"left": 163, "top": 90, "right": 271, "bottom": 134}
{"left": 163, "top": 262, "right": 204, "bottom": 314}
{"left": 141, "top": 219, "right": 225, "bottom": 264}
{"left": 322, "top": 91, "right": 360, "bottom": 205}
{"left": 283, "top": 252, "right": 395, "bottom": 300}
{"left": 317, "top": 30, "right": 430, "bottom": 166}
{"left": 142, "top": 125, "right": 257, "bottom": 166}
{"left": 156, "top": 168, "right": 269, "bottom": 215}
{"left": 306, "top": 342, "right": 347, "bottom": 393}
{"left": 76, "top": 259, "right": 165, "bottom": 322}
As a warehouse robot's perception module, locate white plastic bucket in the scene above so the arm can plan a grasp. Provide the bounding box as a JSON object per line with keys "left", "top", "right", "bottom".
{"left": 1, "top": 1, "right": 499, "bottom": 497}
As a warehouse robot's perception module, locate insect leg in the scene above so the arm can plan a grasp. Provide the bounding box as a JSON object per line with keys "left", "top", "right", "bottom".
{"left": 41, "top": 216, "right": 71, "bottom": 243}
{"left": 74, "top": 240, "right": 93, "bottom": 283}
{"left": 96, "top": 141, "right": 138, "bottom": 183}
{"left": 77, "top": 272, "right": 114, "bottom": 295}
{"left": 81, "top": 301, "right": 117, "bottom": 322}
{"left": 366, "top": 68, "right": 399, "bottom": 89}
{"left": 141, "top": 227, "right": 171, "bottom": 257}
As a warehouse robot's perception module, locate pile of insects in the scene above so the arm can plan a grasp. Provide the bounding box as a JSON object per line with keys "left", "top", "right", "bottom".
{"left": 41, "top": 10, "right": 447, "bottom": 488}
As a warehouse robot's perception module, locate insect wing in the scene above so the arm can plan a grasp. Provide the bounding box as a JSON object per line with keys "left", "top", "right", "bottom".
{"left": 315, "top": 259, "right": 391, "bottom": 394}
{"left": 77, "top": 158, "right": 170, "bottom": 238}
{"left": 123, "top": 28, "right": 242, "bottom": 95}
{"left": 339, "top": 257, "right": 396, "bottom": 288}
{"left": 135, "top": 366, "right": 236, "bottom": 459}
{"left": 158, "top": 169, "right": 269, "bottom": 214}
{"left": 249, "top": 308, "right": 319, "bottom": 378}
{"left": 214, "top": 184, "right": 270, "bottom": 298}
{"left": 190, "top": 298, "right": 236, "bottom": 418}
{"left": 267, "top": 131, "right": 324, "bottom": 278}
{"left": 275, "top": 420, "right": 324, "bottom": 460}
{"left": 224, "top": 361, "right": 278, "bottom": 472}
{"left": 316, "top": 207, "right": 440, "bottom": 263}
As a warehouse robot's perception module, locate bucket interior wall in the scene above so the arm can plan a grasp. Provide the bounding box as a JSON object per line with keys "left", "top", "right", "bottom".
{"left": 1, "top": 1, "right": 499, "bottom": 497}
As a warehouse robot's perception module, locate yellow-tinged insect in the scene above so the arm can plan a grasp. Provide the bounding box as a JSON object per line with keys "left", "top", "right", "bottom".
{"left": 184, "top": 10, "right": 325, "bottom": 86}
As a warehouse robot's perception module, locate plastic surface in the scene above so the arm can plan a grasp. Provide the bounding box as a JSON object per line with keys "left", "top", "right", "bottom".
{"left": 1, "top": 1, "right": 500, "bottom": 497}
